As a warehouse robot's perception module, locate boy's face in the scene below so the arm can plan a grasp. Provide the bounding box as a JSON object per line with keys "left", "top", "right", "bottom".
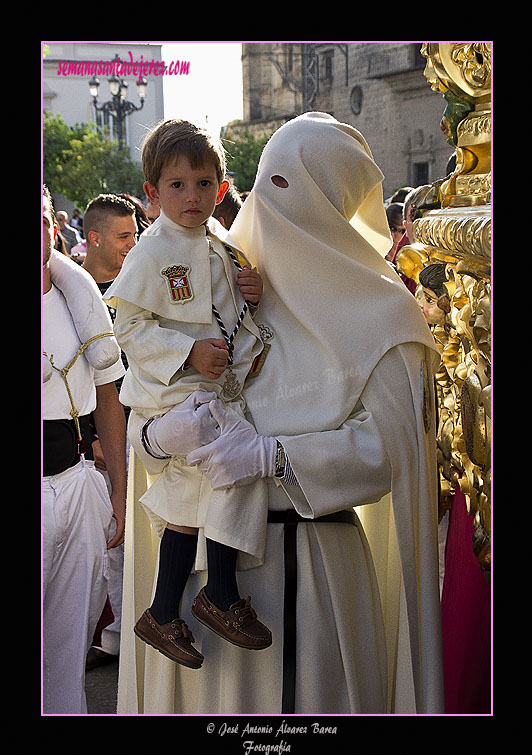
{"left": 144, "top": 155, "right": 228, "bottom": 228}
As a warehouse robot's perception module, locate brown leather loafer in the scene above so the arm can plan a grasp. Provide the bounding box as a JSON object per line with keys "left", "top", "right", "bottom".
{"left": 192, "top": 588, "right": 272, "bottom": 650}
{"left": 134, "top": 609, "right": 204, "bottom": 669}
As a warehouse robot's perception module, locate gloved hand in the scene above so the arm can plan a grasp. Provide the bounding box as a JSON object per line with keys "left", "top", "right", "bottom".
{"left": 186, "top": 400, "right": 277, "bottom": 488}
{"left": 146, "top": 391, "right": 220, "bottom": 458}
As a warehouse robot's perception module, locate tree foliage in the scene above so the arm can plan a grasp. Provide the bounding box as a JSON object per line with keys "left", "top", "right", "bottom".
{"left": 43, "top": 111, "right": 145, "bottom": 209}
{"left": 223, "top": 129, "right": 270, "bottom": 193}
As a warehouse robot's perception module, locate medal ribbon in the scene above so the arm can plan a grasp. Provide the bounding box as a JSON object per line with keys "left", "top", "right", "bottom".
{"left": 210, "top": 242, "right": 250, "bottom": 366}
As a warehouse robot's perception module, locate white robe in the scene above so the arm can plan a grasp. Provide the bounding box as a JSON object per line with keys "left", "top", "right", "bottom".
{"left": 117, "top": 343, "right": 443, "bottom": 714}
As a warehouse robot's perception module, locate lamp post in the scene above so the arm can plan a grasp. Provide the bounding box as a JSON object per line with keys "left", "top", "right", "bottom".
{"left": 89, "top": 55, "right": 147, "bottom": 149}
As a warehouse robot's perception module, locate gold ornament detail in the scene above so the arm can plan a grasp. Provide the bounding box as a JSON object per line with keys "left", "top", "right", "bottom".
{"left": 396, "top": 43, "right": 491, "bottom": 575}
{"left": 421, "top": 42, "right": 491, "bottom": 209}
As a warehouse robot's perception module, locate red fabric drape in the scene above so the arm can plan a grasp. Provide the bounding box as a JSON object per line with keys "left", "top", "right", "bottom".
{"left": 391, "top": 233, "right": 417, "bottom": 294}
{"left": 441, "top": 488, "right": 492, "bottom": 713}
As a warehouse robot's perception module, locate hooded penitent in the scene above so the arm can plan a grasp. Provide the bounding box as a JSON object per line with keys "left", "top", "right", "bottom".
{"left": 226, "top": 112, "right": 444, "bottom": 713}
{"left": 227, "top": 111, "right": 436, "bottom": 435}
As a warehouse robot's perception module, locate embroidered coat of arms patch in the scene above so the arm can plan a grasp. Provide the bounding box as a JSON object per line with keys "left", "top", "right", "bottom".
{"left": 161, "top": 265, "right": 193, "bottom": 304}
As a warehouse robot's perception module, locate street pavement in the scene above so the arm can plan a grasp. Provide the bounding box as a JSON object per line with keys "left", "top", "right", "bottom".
{"left": 85, "top": 657, "right": 119, "bottom": 714}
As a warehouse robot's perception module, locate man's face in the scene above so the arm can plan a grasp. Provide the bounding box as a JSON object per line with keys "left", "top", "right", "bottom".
{"left": 93, "top": 213, "right": 138, "bottom": 274}
{"left": 43, "top": 196, "right": 56, "bottom": 266}
{"left": 145, "top": 155, "right": 227, "bottom": 228}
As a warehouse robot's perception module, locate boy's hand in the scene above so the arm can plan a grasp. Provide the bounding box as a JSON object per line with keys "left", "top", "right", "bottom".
{"left": 237, "top": 266, "right": 263, "bottom": 304}
{"left": 187, "top": 338, "right": 229, "bottom": 379}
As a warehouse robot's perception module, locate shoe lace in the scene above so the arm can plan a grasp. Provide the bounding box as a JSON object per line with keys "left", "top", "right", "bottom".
{"left": 235, "top": 596, "right": 257, "bottom": 620}
{"left": 173, "top": 618, "right": 195, "bottom": 642}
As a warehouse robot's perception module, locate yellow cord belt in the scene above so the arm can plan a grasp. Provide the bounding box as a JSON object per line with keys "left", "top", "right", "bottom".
{"left": 43, "top": 331, "right": 114, "bottom": 450}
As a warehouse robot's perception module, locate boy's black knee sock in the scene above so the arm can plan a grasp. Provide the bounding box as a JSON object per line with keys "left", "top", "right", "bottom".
{"left": 149, "top": 528, "right": 198, "bottom": 625}
{"left": 205, "top": 538, "right": 240, "bottom": 611}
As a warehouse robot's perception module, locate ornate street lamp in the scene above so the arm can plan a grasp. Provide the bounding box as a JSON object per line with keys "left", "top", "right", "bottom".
{"left": 89, "top": 55, "right": 147, "bottom": 149}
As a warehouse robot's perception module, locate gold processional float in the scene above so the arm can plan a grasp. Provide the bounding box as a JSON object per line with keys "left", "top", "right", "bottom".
{"left": 394, "top": 43, "right": 491, "bottom": 577}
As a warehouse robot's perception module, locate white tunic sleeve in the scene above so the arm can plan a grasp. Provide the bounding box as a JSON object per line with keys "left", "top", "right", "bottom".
{"left": 277, "top": 403, "right": 391, "bottom": 518}
{"left": 276, "top": 344, "right": 420, "bottom": 519}
{"left": 113, "top": 298, "right": 195, "bottom": 386}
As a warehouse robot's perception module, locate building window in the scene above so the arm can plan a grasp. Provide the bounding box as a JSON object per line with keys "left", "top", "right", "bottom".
{"left": 368, "top": 43, "right": 426, "bottom": 78}
{"left": 320, "top": 51, "right": 334, "bottom": 81}
{"left": 350, "top": 85, "right": 363, "bottom": 115}
{"left": 414, "top": 161, "right": 429, "bottom": 186}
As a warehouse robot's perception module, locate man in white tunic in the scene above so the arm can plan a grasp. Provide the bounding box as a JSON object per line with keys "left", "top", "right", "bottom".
{"left": 42, "top": 187, "right": 127, "bottom": 714}
{"left": 117, "top": 113, "right": 445, "bottom": 714}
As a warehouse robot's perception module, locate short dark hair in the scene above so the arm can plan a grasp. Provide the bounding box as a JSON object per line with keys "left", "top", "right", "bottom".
{"left": 213, "top": 184, "right": 242, "bottom": 228}
{"left": 83, "top": 193, "right": 136, "bottom": 236}
{"left": 142, "top": 119, "right": 226, "bottom": 188}
{"left": 386, "top": 202, "right": 404, "bottom": 229}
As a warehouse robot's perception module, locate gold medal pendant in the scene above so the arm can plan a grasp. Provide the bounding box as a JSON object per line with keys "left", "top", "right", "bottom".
{"left": 222, "top": 367, "right": 241, "bottom": 400}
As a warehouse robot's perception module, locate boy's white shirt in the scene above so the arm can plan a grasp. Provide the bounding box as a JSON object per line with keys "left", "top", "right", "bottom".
{"left": 104, "top": 212, "right": 264, "bottom": 414}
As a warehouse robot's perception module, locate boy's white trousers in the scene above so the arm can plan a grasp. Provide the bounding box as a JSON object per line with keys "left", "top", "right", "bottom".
{"left": 42, "top": 459, "right": 113, "bottom": 714}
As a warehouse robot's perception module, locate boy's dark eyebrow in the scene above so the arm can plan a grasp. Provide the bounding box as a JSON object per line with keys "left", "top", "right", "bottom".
{"left": 168, "top": 174, "right": 216, "bottom": 180}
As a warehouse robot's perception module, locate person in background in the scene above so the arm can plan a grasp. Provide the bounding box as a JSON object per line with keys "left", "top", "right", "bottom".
{"left": 386, "top": 192, "right": 418, "bottom": 294}
{"left": 213, "top": 183, "right": 242, "bottom": 229}
{"left": 56, "top": 210, "right": 82, "bottom": 254}
{"left": 389, "top": 186, "right": 414, "bottom": 204}
{"left": 71, "top": 208, "right": 83, "bottom": 234}
{"left": 81, "top": 193, "right": 137, "bottom": 671}
{"left": 385, "top": 202, "right": 405, "bottom": 262}
{"left": 82, "top": 194, "right": 138, "bottom": 287}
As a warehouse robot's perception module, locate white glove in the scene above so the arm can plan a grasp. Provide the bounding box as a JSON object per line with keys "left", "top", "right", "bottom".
{"left": 146, "top": 391, "right": 220, "bottom": 458}
{"left": 186, "top": 400, "right": 277, "bottom": 489}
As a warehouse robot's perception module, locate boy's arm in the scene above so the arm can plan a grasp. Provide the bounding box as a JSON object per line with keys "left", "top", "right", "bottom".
{"left": 187, "top": 339, "right": 229, "bottom": 378}
{"left": 113, "top": 298, "right": 229, "bottom": 382}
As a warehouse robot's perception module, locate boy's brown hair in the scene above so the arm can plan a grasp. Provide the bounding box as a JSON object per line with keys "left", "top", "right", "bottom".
{"left": 142, "top": 119, "right": 226, "bottom": 188}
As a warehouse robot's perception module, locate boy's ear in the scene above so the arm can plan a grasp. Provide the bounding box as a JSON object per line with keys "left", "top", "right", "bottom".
{"left": 143, "top": 180, "right": 160, "bottom": 204}
{"left": 215, "top": 180, "right": 230, "bottom": 205}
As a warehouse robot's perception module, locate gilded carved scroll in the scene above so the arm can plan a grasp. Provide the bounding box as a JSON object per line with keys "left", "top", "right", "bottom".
{"left": 394, "top": 42, "right": 491, "bottom": 574}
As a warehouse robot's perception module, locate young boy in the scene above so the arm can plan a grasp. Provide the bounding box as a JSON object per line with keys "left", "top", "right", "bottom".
{"left": 105, "top": 120, "right": 273, "bottom": 668}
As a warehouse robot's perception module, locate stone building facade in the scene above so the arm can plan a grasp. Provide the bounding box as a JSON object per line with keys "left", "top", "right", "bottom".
{"left": 227, "top": 42, "right": 454, "bottom": 198}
